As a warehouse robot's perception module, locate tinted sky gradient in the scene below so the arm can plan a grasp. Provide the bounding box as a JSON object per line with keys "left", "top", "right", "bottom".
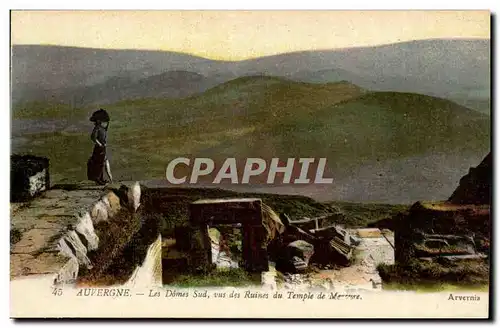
{"left": 11, "top": 10, "right": 490, "bottom": 60}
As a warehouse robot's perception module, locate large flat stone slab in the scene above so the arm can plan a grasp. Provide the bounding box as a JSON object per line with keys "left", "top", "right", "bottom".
{"left": 10, "top": 186, "right": 107, "bottom": 279}
{"left": 11, "top": 228, "right": 62, "bottom": 255}
{"left": 10, "top": 253, "right": 69, "bottom": 278}
{"left": 11, "top": 188, "right": 106, "bottom": 232}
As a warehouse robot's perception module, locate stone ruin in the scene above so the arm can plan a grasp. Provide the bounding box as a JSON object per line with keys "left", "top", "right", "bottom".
{"left": 9, "top": 154, "right": 371, "bottom": 288}
{"left": 10, "top": 178, "right": 162, "bottom": 288}
{"left": 271, "top": 214, "right": 357, "bottom": 272}
{"left": 394, "top": 152, "right": 491, "bottom": 264}
{"left": 12, "top": 151, "right": 489, "bottom": 290}
{"left": 11, "top": 155, "right": 50, "bottom": 202}
{"left": 169, "top": 198, "right": 357, "bottom": 275}
{"left": 187, "top": 198, "right": 271, "bottom": 272}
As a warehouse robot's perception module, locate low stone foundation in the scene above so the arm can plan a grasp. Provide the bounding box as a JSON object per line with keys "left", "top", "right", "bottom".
{"left": 394, "top": 201, "right": 490, "bottom": 264}
{"left": 10, "top": 181, "right": 162, "bottom": 288}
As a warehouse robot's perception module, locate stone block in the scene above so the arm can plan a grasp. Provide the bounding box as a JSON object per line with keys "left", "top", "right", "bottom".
{"left": 127, "top": 181, "right": 141, "bottom": 212}
{"left": 54, "top": 257, "right": 79, "bottom": 285}
{"left": 103, "top": 191, "right": 122, "bottom": 215}
{"left": 105, "top": 182, "right": 141, "bottom": 212}
{"left": 75, "top": 212, "right": 99, "bottom": 251}
{"left": 190, "top": 198, "right": 262, "bottom": 225}
{"left": 90, "top": 200, "right": 109, "bottom": 224}
{"left": 60, "top": 231, "right": 93, "bottom": 269}
{"left": 11, "top": 155, "right": 50, "bottom": 202}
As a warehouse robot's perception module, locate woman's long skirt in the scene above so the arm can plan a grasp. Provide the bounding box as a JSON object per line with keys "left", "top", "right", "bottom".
{"left": 87, "top": 145, "right": 109, "bottom": 185}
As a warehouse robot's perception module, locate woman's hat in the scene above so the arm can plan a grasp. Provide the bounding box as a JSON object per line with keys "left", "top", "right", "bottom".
{"left": 90, "top": 108, "right": 110, "bottom": 122}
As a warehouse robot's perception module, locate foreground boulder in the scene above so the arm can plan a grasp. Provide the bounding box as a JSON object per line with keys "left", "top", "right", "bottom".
{"left": 448, "top": 152, "right": 491, "bottom": 205}
{"left": 276, "top": 240, "right": 314, "bottom": 273}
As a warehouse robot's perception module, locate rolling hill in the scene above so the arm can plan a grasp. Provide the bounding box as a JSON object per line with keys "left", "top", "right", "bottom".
{"left": 196, "top": 86, "right": 489, "bottom": 174}
{"left": 11, "top": 39, "right": 490, "bottom": 113}
{"left": 24, "top": 71, "right": 223, "bottom": 106}
{"left": 11, "top": 77, "right": 490, "bottom": 203}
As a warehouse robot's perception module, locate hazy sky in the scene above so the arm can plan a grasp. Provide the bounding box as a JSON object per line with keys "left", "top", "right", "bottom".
{"left": 11, "top": 10, "right": 490, "bottom": 60}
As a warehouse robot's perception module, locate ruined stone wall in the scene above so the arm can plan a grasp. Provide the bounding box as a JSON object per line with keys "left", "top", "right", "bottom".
{"left": 11, "top": 179, "right": 163, "bottom": 288}
{"left": 394, "top": 202, "right": 490, "bottom": 264}
{"left": 75, "top": 183, "right": 165, "bottom": 287}
{"left": 55, "top": 182, "right": 144, "bottom": 285}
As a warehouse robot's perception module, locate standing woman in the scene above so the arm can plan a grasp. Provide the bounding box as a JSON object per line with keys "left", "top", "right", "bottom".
{"left": 87, "top": 109, "right": 113, "bottom": 185}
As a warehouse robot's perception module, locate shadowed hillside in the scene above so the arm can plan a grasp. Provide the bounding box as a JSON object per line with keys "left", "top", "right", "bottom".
{"left": 11, "top": 77, "right": 490, "bottom": 203}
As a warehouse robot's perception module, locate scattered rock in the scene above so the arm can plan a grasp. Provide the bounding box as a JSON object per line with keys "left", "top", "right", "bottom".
{"left": 60, "top": 230, "right": 93, "bottom": 269}
{"left": 277, "top": 240, "right": 315, "bottom": 273}
{"left": 75, "top": 212, "right": 99, "bottom": 251}
{"left": 90, "top": 200, "right": 110, "bottom": 224}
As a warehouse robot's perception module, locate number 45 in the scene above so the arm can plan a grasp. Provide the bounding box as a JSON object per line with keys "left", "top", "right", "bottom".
{"left": 52, "top": 288, "right": 63, "bottom": 296}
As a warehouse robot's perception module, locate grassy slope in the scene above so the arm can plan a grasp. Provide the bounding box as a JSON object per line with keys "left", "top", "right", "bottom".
{"left": 12, "top": 77, "right": 364, "bottom": 182}
{"left": 168, "top": 268, "right": 261, "bottom": 288}
{"left": 12, "top": 76, "right": 490, "bottom": 185}
{"left": 208, "top": 91, "right": 490, "bottom": 173}
{"left": 327, "top": 201, "right": 408, "bottom": 228}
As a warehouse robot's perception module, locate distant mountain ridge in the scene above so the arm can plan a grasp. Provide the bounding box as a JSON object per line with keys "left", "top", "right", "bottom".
{"left": 11, "top": 38, "right": 490, "bottom": 113}
{"left": 19, "top": 70, "right": 219, "bottom": 106}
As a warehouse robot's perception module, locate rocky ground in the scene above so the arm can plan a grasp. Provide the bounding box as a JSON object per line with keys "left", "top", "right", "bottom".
{"left": 276, "top": 229, "right": 394, "bottom": 292}
{"left": 11, "top": 181, "right": 398, "bottom": 290}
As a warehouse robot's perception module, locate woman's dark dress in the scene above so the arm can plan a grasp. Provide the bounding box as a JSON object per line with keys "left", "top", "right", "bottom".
{"left": 87, "top": 125, "right": 110, "bottom": 185}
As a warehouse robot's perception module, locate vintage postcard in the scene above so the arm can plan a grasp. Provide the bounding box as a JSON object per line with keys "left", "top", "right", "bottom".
{"left": 9, "top": 10, "right": 491, "bottom": 318}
